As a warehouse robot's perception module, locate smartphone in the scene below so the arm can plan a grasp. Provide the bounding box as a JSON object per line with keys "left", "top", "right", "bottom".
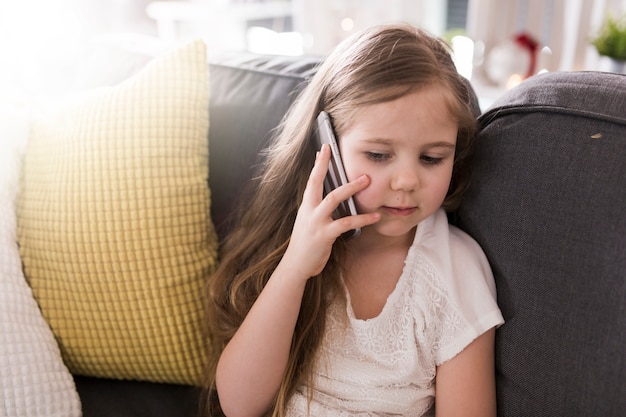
{"left": 314, "top": 111, "right": 361, "bottom": 240}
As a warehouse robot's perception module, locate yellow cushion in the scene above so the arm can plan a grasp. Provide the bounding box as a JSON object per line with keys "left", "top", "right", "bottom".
{"left": 17, "top": 39, "right": 217, "bottom": 385}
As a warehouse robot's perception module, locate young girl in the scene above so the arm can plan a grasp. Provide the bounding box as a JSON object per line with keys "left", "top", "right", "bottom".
{"left": 204, "top": 24, "right": 504, "bottom": 417}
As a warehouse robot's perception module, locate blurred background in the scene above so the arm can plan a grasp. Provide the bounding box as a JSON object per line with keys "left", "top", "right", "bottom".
{"left": 1, "top": 0, "right": 624, "bottom": 105}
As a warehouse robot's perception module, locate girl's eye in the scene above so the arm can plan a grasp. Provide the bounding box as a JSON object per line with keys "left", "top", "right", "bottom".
{"left": 421, "top": 155, "right": 444, "bottom": 165}
{"left": 366, "top": 152, "right": 390, "bottom": 162}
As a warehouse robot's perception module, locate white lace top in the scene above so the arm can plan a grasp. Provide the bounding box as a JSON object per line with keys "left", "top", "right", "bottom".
{"left": 286, "top": 209, "right": 504, "bottom": 416}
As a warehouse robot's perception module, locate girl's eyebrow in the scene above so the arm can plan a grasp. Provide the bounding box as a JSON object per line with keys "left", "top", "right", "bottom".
{"left": 424, "top": 141, "right": 456, "bottom": 149}
{"left": 363, "top": 137, "right": 456, "bottom": 150}
{"left": 362, "top": 137, "right": 393, "bottom": 145}
{"left": 362, "top": 138, "right": 456, "bottom": 150}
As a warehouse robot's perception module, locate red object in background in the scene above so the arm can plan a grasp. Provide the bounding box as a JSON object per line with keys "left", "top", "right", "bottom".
{"left": 514, "top": 32, "right": 539, "bottom": 78}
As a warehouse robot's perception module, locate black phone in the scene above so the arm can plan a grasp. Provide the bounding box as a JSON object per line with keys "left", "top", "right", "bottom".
{"left": 314, "top": 111, "right": 361, "bottom": 240}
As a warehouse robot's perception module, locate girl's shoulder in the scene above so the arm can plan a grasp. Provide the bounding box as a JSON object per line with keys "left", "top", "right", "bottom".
{"left": 407, "top": 209, "right": 498, "bottom": 321}
{"left": 407, "top": 210, "right": 503, "bottom": 365}
{"left": 411, "top": 209, "right": 491, "bottom": 276}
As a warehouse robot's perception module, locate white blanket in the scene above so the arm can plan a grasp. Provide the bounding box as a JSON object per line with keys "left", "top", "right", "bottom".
{"left": 0, "top": 100, "right": 82, "bottom": 417}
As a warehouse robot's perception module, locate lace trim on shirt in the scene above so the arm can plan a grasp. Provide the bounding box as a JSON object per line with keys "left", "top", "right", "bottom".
{"left": 408, "top": 251, "right": 466, "bottom": 359}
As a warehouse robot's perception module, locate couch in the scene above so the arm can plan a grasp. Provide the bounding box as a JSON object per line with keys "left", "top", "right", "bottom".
{"left": 2, "top": 40, "right": 624, "bottom": 417}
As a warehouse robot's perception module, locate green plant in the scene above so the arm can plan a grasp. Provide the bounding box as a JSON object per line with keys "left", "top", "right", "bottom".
{"left": 591, "top": 13, "right": 626, "bottom": 61}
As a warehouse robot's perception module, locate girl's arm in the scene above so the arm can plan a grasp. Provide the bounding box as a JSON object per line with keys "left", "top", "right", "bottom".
{"left": 434, "top": 328, "right": 497, "bottom": 417}
{"left": 215, "top": 145, "right": 379, "bottom": 417}
{"left": 215, "top": 261, "right": 309, "bottom": 417}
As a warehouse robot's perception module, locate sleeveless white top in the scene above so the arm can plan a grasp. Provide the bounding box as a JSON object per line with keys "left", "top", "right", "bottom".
{"left": 286, "top": 209, "right": 504, "bottom": 416}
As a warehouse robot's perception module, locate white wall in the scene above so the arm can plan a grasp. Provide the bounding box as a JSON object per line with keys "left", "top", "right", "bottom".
{"left": 292, "top": 0, "right": 447, "bottom": 55}
{"left": 467, "top": 0, "right": 626, "bottom": 76}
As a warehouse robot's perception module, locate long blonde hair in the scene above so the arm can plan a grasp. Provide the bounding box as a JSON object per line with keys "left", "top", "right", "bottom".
{"left": 202, "top": 23, "right": 478, "bottom": 416}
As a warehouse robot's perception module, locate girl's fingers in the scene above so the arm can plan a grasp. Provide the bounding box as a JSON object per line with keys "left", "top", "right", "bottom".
{"left": 321, "top": 174, "right": 368, "bottom": 211}
{"left": 307, "top": 144, "right": 377, "bottom": 219}
{"left": 303, "top": 144, "right": 331, "bottom": 204}
{"left": 301, "top": 144, "right": 380, "bottom": 239}
{"left": 332, "top": 212, "right": 380, "bottom": 237}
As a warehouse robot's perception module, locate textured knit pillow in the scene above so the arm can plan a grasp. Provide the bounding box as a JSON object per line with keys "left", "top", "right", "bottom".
{"left": 0, "top": 103, "right": 81, "bottom": 417}
{"left": 17, "top": 39, "right": 217, "bottom": 385}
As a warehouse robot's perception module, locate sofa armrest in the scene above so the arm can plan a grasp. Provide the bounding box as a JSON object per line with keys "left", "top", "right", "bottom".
{"left": 457, "top": 71, "right": 626, "bottom": 416}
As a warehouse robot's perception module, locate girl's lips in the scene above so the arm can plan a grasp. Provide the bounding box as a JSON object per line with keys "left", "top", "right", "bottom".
{"left": 382, "top": 206, "right": 417, "bottom": 216}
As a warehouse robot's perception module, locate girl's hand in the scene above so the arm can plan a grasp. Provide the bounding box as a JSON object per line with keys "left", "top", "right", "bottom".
{"left": 280, "top": 144, "right": 380, "bottom": 280}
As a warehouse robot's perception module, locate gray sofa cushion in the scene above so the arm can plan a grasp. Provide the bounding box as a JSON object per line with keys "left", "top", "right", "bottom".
{"left": 457, "top": 71, "right": 626, "bottom": 416}
{"left": 208, "top": 53, "right": 320, "bottom": 239}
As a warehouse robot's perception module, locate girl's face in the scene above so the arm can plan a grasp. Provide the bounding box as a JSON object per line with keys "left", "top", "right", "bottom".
{"left": 339, "top": 87, "right": 458, "bottom": 240}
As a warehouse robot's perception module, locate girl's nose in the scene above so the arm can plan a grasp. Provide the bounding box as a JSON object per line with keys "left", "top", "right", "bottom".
{"left": 390, "top": 164, "right": 419, "bottom": 192}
